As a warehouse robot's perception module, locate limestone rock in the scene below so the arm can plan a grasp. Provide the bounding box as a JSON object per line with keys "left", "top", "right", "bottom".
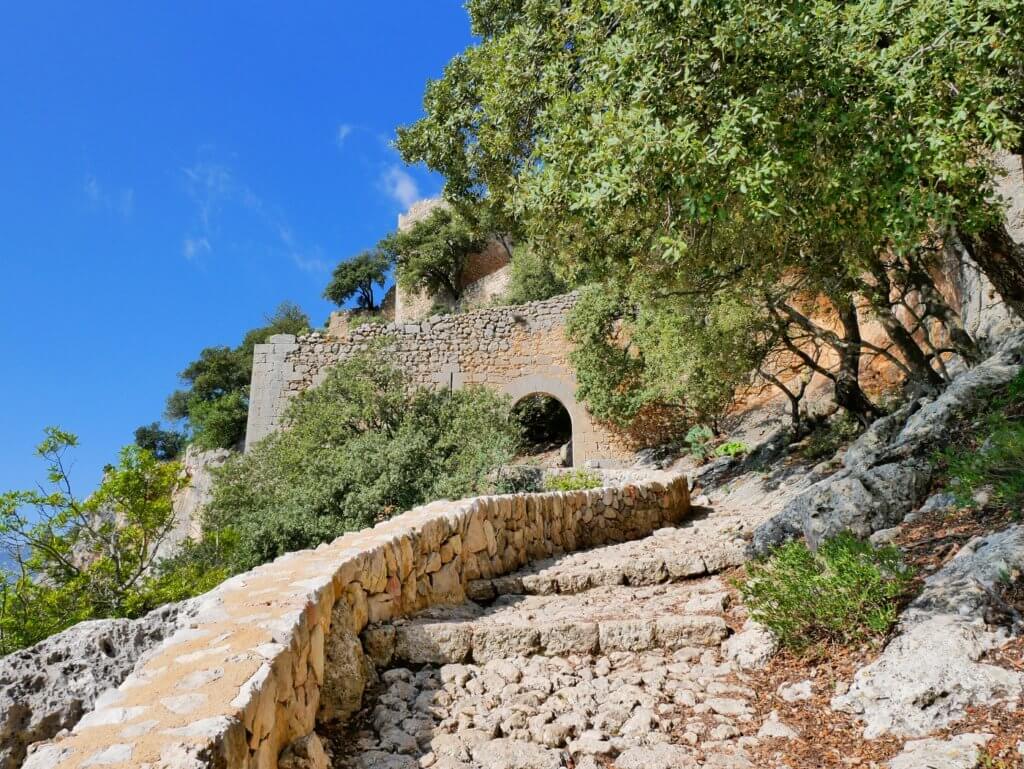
{"left": 0, "top": 601, "right": 189, "bottom": 769}
{"left": 888, "top": 733, "right": 992, "bottom": 769}
{"left": 320, "top": 602, "right": 374, "bottom": 724}
{"left": 279, "top": 733, "right": 330, "bottom": 769}
{"left": 832, "top": 616, "right": 1022, "bottom": 738}
{"left": 394, "top": 621, "right": 475, "bottom": 665}
{"left": 721, "top": 621, "right": 776, "bottom": 670}
{"left": 614, "top": 743, "right": 698, "bottom": 769}
{"left": 752, "top": 342, "right": 1024, "bottom": 554}
{"left": 471, "top": 738, "right": 566, "bottom": 769}
{"left": 757, "top": 711, "right": 799, "bottom": 740}
{"left": 834, "top": 526, "right": 1024, "bottom": 738}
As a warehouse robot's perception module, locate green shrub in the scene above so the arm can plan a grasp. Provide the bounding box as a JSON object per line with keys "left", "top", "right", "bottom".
{"left": 714, "top": 441, "right": 748, "bottom": 458}
{"left": 738, "top": 533, "right": 915, "bottom": 650}
{"left": 205, "top": 350, "right": 521, "bottom": 571}
{"left": 0, "top": 431, "right": 181, "bottom": 654}
{"left": 685, "top": 425, "right": 715, "bottom": 461}
{"left": 543, "top": 469, "right": 604, "bottom": 492}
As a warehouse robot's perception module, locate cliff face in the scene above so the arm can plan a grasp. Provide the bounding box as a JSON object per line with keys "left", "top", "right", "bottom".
{"left": 156, "top": 445, "right": 231, "bottom": 562}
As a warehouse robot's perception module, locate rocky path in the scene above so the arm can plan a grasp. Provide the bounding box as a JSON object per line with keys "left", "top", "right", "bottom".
{"left": 321, "top": 464, "right": 813, "bottom": 769}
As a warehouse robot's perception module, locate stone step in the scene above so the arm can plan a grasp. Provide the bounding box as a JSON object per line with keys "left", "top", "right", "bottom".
{"left": 466, "top": 525, "right": 747, "bottom": 601}
{"left": 362, "top": 580, "right": 732, "bottom": 668}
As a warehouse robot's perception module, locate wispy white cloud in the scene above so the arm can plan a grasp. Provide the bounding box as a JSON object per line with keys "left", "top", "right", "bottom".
{"left": 278, "top": 225, "right": 330, "bottom": 273}
{"left": 180, "top": 158, "right": 328, "bottom": 274}
{"left": 379, "top": 165, "right": 420, "bottom": 210}
{"left": 336, "top": 123, "right": 354, "bottom": 148}
{"left": 182, "top": 237, "right": 211, "bottom": 260}
{"left": 83, "top": 175, "right": 135, "bottom": 217}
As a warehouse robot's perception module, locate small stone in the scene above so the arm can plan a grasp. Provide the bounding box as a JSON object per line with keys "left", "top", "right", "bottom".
{"left": 777, "top": 680, "right": 813, "bottom": 702}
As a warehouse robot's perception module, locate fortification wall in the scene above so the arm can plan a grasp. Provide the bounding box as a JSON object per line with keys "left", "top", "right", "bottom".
{"left": 246, "top": 293, "right": 646, "bottom": 466}
{"left": 23, "top": 474, "right": 690, "bottom": 769}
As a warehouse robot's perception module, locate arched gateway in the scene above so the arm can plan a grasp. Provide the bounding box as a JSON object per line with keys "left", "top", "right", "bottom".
{"left": 245, "top": 293, "right": 640, "bottom": 466}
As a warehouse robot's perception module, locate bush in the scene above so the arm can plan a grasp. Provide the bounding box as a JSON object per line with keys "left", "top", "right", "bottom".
{"left": 685, "top": 425, "right": 715, "bottom": 462}
{"left": 738, "top": 533, "right": 914, "bottom": 650}
{"left": 205, "top": 350, "right": 521, "bottom": 571}
{"left": 543, "top": 469, "right": 603, "bottom": 492}
{"left": 715, "top": 441, "right": 748, "bottom": 458}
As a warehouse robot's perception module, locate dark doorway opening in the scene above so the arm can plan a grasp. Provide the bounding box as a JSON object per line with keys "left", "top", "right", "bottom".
{"left": 512, "top": 394, "right": 572, "bottom": 466}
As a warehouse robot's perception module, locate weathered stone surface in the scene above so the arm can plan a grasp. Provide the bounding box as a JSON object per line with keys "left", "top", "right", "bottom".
{"left": 614, "top": 743, "right": 698, "bottom": 769}
{"left": 0, "top": 601, "right": 189, "bottom": 769}
{"left": 757, "top": 711, "right": 799, "bottom": 740}
{"left": 888, "top": 733, "right": 992, "bottom": 769}
{"left": 471, "top": 739, "right": 566, "bottom": 769}
{"left": 721, "top": 621, "right": 777, "bottom": 670}
{"left": 394, "top": 621, "right": 476, "bottom": 665}
{"left": 320, "top": 602, "right": 374, "bottom": 724}
{"left": 279, "top": 733, "right": 330, "bottom": 769}
{"left": 752, "top": 341, "right": 1024, "bottom": 554}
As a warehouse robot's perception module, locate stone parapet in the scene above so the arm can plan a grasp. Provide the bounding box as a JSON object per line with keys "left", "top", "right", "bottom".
{"left": 23, "top": 474, "right": 689, "bottom": 769}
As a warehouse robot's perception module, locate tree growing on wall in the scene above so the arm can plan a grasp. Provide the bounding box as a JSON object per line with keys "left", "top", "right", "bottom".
{"left": 324, "top": 249, "right": 392, "bottom": 310}
{"left": 379, "top": 207, "right": 486, "bottom": 301}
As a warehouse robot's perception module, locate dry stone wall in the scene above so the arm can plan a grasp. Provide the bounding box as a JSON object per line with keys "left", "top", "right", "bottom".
{"left": 22, "top": 474, "right": 689, "bottom": 769}
{"left": 245, "top": 293, "right": 645, "bottom": 466}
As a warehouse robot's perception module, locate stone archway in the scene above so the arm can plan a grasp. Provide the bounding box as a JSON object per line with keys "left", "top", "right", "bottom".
{"left": 512, "top": 392, "right": 574, "bottom": 467}
{"left": 502, "top": 374, "right": 589, "bottom": 467}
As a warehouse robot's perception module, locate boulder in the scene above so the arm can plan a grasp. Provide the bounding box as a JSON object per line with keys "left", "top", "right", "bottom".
{"left": 752, "top": 340, "right": 1024, "bottom": 555}
{"left": 0, "top": 601, "right": 189, "bottom": 769}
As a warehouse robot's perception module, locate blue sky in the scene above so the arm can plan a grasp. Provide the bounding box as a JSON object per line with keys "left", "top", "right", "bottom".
{"left": 0, "top": 3, "right": 473, "bottom": 495}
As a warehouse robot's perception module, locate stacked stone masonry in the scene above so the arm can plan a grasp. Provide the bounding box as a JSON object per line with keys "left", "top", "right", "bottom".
{"left": 22, "top": 473, "right": 689, "bottom": 769}
{"left": 245, "top": 293, "right": 644, "bottom": 466}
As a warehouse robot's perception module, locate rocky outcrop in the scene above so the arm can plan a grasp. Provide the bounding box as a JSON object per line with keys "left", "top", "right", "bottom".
{"left": 833, "top": 526, "right": 1024, "bottom": 738}
{"left": 158, "top": 444, "right": 231, "bottom": 561}
{"left": 0, "top": 601, "right": 191, "bottom": 769}
{"left": 752, "top": 336, "right": 1024, "bottom": 555}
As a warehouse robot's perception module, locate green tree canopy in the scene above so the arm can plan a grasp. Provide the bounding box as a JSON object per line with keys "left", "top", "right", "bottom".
{"left": 133, "top": 422, "right": 186, "bottom": 461}
{"left": 324, "top": 249, "right": 392, "bottom": 310}
{"left": 0, "top": 430, "right": 181, "bottom": 653}
{"left": 398, "top": 0, "right": 1023, "bottom": 311}
{"left": 166, "top": 302, "right": 310, "bottom": 449}
{"left": 396, "top": 0, "right": 1024, "bottom": 427}
{"left": 380, "top": 207, "right": 486, "bottom": 300}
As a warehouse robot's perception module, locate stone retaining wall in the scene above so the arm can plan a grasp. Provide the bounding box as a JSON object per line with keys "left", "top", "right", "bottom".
{"left": 23, "top": 474, "right": 689, "bottom": 769}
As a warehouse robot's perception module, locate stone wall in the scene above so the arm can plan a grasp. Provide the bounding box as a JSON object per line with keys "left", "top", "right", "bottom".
{"left": 22, "top": 474, "right": 690, "bottom": 769}
{"left": 245, "top": 293, "right": 651, "bottom": 466}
